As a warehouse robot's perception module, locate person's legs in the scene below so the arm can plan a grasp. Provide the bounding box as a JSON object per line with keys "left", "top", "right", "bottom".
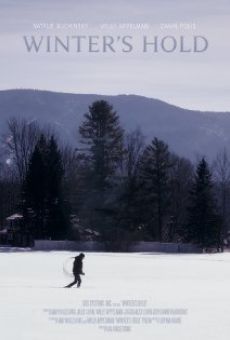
{"left": 76, "top": 274, "right": 82, "bottom": 287}
{"left": 65, "top": 275, "right": 78, "bottom": 288}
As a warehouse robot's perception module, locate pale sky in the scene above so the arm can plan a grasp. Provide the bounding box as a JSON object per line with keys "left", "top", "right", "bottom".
{"left": 0, "top": 0, "right": 229, "bottom": 111}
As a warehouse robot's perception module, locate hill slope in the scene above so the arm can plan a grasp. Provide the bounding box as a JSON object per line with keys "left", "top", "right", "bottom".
{"left": 0, "top": 89, "right": 229, "bottom": 159}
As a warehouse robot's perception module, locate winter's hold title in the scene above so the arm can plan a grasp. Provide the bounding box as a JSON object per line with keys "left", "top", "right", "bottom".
{"left": 23, "top": 35, "right": 209, "bottom": 54}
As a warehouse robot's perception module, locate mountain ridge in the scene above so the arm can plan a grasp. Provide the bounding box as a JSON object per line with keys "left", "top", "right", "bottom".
{"left": 2, "top": 88, "right": 229, "bottom": 114}
{"left": 0, "top": 89, "right": 230, "bottom": 160}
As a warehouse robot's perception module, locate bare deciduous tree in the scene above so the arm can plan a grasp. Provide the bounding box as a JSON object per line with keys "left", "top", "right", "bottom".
{"left": 0, "top": 158, "right": 20, "bottom": 224}
{"left": 124, "top": 128, "right": 145, "bottom": 179}
{"left": 4, "top": 117, "right": 41, "bottom": 183}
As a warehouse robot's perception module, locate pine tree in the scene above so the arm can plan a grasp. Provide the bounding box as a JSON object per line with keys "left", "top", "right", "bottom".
{"left": 186, "top": 158, "right": 222, "bottom": 249}
{"left": 78, "top": 100, "right": 124, "bottom": 230}
{"left": 139, "top": 138, "right": 171, "bottom": 241}
{"left": 79, "top": 100, "right": 124, "bottom": 191}
{"left": 46, "top": 136, "right": 68, "bottom": 239}
{"left": 168, "top": 154, "right": 194, "bottom": 241}
{"left": 24, "top": 135, "right": 69, "bottom": 239}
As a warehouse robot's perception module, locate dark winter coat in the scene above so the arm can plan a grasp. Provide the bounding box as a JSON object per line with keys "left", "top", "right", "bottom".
{"left": 73, "top": 256, "right": 84, "bottom": 275}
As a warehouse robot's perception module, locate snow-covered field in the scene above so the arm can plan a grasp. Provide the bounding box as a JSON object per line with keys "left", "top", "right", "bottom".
{"left": 0, "top": 250, "right": 230, "bottom": 340}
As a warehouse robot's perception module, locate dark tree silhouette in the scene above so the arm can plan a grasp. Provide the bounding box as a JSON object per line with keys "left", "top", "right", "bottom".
{"left": 24, "top": 135, "right": 69, "bottom": 239}
{"left": 79, "top": 100, "right": 124, "bottom": 191}
{"left": 139, "top": 138, "right": 172, "bottom": 241}
{"left": 78, "top": 100, "right": 124, "bottom": 231}
{"left": 187, "top": 158, "right": 222, "bottom": 250}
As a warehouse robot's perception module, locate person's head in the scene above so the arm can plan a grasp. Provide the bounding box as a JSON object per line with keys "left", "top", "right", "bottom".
{"left": 79, "top": 253, "right": 85, "bottom": 259}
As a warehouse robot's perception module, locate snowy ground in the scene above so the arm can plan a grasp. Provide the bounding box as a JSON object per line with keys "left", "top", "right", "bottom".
{"left": 0, "top": 250, "right": 230, "bottom": 340}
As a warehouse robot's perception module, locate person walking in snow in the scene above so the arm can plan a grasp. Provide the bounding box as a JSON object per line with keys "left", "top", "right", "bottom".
{"left": 65, "top": 253, "right": 85, "bottom": 288}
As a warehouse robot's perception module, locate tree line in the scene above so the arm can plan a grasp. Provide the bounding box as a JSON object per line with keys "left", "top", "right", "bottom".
{"left": 0, "top": 100, "right": 229, "bottom": 250}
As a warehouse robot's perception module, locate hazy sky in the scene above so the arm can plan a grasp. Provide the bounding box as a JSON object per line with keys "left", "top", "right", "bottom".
{"left": 0, "top": 0, "right": 229, "bottom": 111}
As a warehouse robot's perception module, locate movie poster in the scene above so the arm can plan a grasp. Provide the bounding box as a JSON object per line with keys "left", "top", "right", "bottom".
{"left": 0, "top": 1, "right": 229, "bottom": 339}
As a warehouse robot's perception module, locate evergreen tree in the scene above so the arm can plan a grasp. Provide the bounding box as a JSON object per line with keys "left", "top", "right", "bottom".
{"left": 78, "top": 100, "right": 124, "bottom": 230}
{"left": 186, "top": 158, "right": 222, "bottom": 249}
{"left": 139, "top": 138, "right": 171, "bottom": 241}
{"left": 213, "top": 149, "right": 230, "bottom": 238}
{"left": 168, "top": 154, "right": 194, "bottom": 241}
{"left": 46, "top": 136, "right": 68, "bottom": 239}
{"left": 79, "top": 100, "right": 124, "bottom": 190}
{"left": 24, "top": 135, "right": 69, "bottom": 239}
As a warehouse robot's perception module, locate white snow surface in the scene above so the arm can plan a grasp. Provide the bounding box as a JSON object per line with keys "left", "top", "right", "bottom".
{"left": 0, "top": 250, "right": 230, "bottom": 340}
